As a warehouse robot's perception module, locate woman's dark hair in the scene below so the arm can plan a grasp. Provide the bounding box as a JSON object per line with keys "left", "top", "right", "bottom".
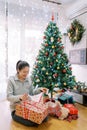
{"left": 16, "top": 60, "right": 30, "bottom": 72}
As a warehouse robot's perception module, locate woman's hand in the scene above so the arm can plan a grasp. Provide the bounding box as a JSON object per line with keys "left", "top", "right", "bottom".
{"left": 40, "top": 88, "right": 48, "bottom": 94}
{"left": 19, "top": 94, "right": 29, "bottom": 101}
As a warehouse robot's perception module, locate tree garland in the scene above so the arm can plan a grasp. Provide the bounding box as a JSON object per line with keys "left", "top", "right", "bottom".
{"left": 67, "top": 19, "right": 85, "bottom": 45}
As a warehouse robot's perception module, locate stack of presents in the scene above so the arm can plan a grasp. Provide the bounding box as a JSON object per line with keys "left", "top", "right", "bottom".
{"left": 15, "top": 91, "right": 78, "bottom": 124}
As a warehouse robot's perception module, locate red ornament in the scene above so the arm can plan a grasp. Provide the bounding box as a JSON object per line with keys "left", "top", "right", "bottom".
{"left": 53, "top": 73, "right": 58, "bottom": 78}
{"left": 69, "top": 67, "right": 72, "bottom": 70}
{"left": 61, "top": 46, "right": 64, "bottom": 49}
{"left": 45, "top": 43, "right": 48, "bottom": 47}
{"left": 60, "top": 46, "right": 64, "bottom": 49}
{"left": 43, "top": 36, "right": 46, "bottom": 39}
{"left": 50, "top": 62, "right": 53, "bottom": 66}
{"left": 45, "top": 52, "right": 49, "bottom": 56}
{"left": 51, "top": 15, "right": 54, "bottom": 21}
{"left": 53, "top": 52, "right": 57, "bottom": 56}
{"left": 36, "top": 76, "right": 38, "bottom": 79}
{"left": 62, "top": 69, "right": 66, "bottom": 73}
{"left": 58, "top": 38, "right": 61, "bottom": 42}
{"left": 35, "top": 65, "right": 38, "bottom": 68}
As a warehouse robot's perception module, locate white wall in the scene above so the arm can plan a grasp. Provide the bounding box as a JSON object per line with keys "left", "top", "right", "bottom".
{"left": 64, "top": 7, "right": 87, "bottom": 82}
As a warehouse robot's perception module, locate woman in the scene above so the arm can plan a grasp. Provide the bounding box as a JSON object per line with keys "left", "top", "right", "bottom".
{"left": 7, "top": 60, "right": 47, "bottom": 126}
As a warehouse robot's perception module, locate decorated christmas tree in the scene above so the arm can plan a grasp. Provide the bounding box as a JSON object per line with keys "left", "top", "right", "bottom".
{"left": 31, "top": 16, "right": 76, "bottom": 98}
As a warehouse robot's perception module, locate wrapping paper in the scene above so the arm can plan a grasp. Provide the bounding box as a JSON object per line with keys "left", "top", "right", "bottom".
{"left": 15, "top": 100, "right": 48, "bottom": 124}
{"left": 47, "top": 101, "right": 61, "bottom": 116}
{"left": 64, "top": 104, "right": 78, "bottom": 115}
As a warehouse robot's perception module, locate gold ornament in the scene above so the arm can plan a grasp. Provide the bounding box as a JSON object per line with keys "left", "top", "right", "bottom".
{"left": 38, "top": 61, "right": 42, "bottom": 64}
{"left": 46, "top": 72, "right": 48, "bottom": 75}
{"left": 56, "top": 59, "right": 58, "bottom": 62}
{"left": 64, "top": 82, "right": 66, "bottom": 86}
{"left": 36, "top": 79, "right": 40, "bottom": 82}
{"left": 52, "top": 45, "right": 55, "bottom": 48}
{"left": 57, "top": 67, "right": 60, "bottom": 69}
{"left": 68, "top": 33, "right": 70, "bottom": 37}
{"left": 42, "top": 67, "right": 46, "bottom": 71}
{"left": 55, "top": 83, "right": 58, "bottom": 87}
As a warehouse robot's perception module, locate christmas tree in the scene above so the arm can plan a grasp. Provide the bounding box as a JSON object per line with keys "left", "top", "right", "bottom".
{"left": 31, "top": 16, "right": 76, "bottom": 98}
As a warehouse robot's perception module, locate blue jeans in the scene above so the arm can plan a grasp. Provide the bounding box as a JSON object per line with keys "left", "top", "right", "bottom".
{"left": 11, "top": 111, "right": 48, "bottom": 126}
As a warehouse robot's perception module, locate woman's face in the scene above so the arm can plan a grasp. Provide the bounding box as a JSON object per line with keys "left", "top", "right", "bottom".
{"left": 18, "top": 67, "right": 29, "bottom": 79}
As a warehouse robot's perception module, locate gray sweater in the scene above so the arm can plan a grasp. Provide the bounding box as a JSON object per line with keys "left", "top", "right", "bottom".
{"left": 7, "top": 74, "right": 40, "bottom": 112}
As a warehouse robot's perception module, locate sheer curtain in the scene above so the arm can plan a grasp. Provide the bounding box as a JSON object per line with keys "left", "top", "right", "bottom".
{"left": 0, "top": 1, "right": 6, "bottom": 99}
{"left": 0, "top": 0, "right": 58, "bottom": 100}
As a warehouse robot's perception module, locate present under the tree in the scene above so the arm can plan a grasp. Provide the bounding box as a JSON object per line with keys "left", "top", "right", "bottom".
{"left": 15, "top": 100, "right": 48, "bottom": 124}
{"left": 46, "top": 101, "right": 62, "bottom": 117}
{"left": 58, "top": 93, "right": 74, "bottom": 104}
{"left": 64, "top": 104, "right": 78, "bottom": 115}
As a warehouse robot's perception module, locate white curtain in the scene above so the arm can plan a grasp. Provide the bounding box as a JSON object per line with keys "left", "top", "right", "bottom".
{"left": 0, "top": 0, "right": 58, "bottom": 100}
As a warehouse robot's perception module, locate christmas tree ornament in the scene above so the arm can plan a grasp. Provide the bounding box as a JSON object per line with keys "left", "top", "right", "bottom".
{"left": 38, "top": 61, "right": 42, "bottom": 63}
{"left": 35, "top": 65, "right": 38, "bottom": 68}
{"left": 43, "top": 36, "right": 46, "bottom": 39}
{"left": 50, "top": 62, "right": 53, "bottom": 66}
{"left": 51, "top": 14, "right": 54, "bottom": 21}
{"left": 53, "top": 52, "right": 57, "bottom": 56}
{"left": 42, "top": 67, "right": 46, "bottom": 71}
{"left": 48, "top": 76, "right": 51, "bottom": 79}
{"left": 62, "top": 69, "right": 66, "bottom": 73}
{"left": 69, "top": 67, "right": 72, "bottom": 70}
{"left": 53, "top": 73, "right": 58, "bottom": 78}
{"left": 58, "top": 38, "right": 61, "bottom": 42}
{"left": 61, "top": 46, "right": 64, "bottom": 49}
{"left": 51, "top": 37, "right": 54, "bottom": 42}
{"left": 55, "top": 83, "right": 58, "bottom": 87}
{"left": 56, "top": 59, "right": 58, "bottom": 62}
{"left": 36, "top": 79, "right": 40, "bottom": 82}
{"left": 68, "top": 33, "right": 71, "bottom": 37}
{"left": 46, "top": 72, "right": 48, "bottom": 75}
{"left": 45, "top": 52, "right": 49, "bottom": 56}
{"left": 44, "top": 80, "right": 46, "bottom": 83}
{"left": 35, "top": 76, "right": 38, "bottom": 79}
{"left": 57, "top": 67, "right": 60, "bottom": 69}
{"left": 52, "top": 45, "right": 55, "bottom": 48}
{"left": 64, "top": 82, "right": 66, "bottom": 86}
{"left": 45, "top": 43, "right": 48, "bottom": 46}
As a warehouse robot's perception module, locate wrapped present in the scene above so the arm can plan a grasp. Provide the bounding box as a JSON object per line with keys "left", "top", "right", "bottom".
{"left": 64, "top": 104, "right": 74, "bottom": 108}
{"left": 64, "top": 104, "right": 78, "bottom": 115}
{"left": 47, "top": 101, "right": 61, "bottom": 116}
{"left": 58, "top": 107, "right": 69, "bottom": 120}
{"left": 15, "top": 100, "right": 48, "bottom": 124}
{"left": 66, "top": 114, "right": 78, "bottom": 122}
{"left": 58, "top": 93, "right": 73, "bottom": 104}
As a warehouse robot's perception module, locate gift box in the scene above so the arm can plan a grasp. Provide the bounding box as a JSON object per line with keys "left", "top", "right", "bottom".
{"left": 64, "top": 104, "right": 78, "bottom": 115}
{"left": 15, "top": 100, "right": 48, "bottom": 124}
{"left": 47, "top": 101, "right": 61, "bottom": 116}
{"left": 58, "top": 94, "right": 73, "bottom": 104}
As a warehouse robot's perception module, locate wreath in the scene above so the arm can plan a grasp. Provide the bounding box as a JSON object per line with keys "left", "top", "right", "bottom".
{"left": 67, "top": 19, "right": 85, "bottom": 45}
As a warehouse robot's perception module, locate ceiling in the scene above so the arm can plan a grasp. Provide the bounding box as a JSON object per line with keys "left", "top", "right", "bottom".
{"left": 0, "top": 0, "right": 86, "bottom": 19}
{"left": 6, "top": 0, "right": 78, "bottom": 6}
{"left": 42, "top": 0, "right": 78, "bottom": 4}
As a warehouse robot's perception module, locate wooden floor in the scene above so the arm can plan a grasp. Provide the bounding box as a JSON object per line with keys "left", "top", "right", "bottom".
{"left": 0, "top": 100, "right": 87, "bottom": 130}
